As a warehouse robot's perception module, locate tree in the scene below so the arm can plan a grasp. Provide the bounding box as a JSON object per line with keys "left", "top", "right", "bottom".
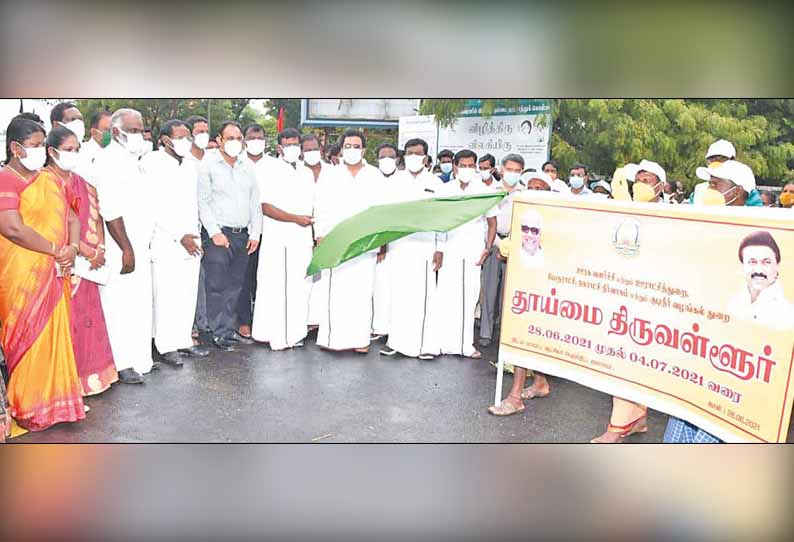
{"left": 266, "top": 99, "right": 302, "bottom": 129}
{"left": 420, "top": 99, "right": 794, "bottom": 188}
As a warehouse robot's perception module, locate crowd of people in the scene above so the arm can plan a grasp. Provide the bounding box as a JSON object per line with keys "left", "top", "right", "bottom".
{"left": 0, "top": 102, "right": 790, "bottom": 443}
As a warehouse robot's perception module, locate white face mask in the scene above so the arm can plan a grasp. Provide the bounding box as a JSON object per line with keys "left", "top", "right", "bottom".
{"left": 282, "top": 144, "right": 301, "bottom": 163}
{"left": 480, "top": 169, "right": 492, "bottom": 181}
{"left": 52, "top": 149, "right": 80, "bottom": 172}
{"left": 404, "top": 154, "right": 425, "bottom": 173}
{"left": 303, "top": 150, "right": 322, "bottom": 166}
{"left": 118, "top": 129, "right": 145, "bottom": 155}
{"left": 246, "top": 139, "right": 266, "bottom": 156}
{"left": 503, "top": 171, "right": 521, "bottom": 186}
{"left": 171, "top": 137, "right": 193, "bottom": 158}
{"left": 569, "top": 175, "right": 585, "bottom": 189}
{"left": 18, "top": 146, "right": 47, "bottom": 171}
{"left": 342, "top": 147, "right": 363, "bottom": 165}
{"left": 378, "top": 157, "right": 396, "bottom": 175}
{"left": 223, "top": 139, "right": 243, "bottom": 157}
{"left": 193, "top": 132, "right": 210, "bottom": 150}
{"left": 440, "top": 162, "right": 453, "bottom": 174}
{"left": 62, "top": 119, "right": 85, "bottom": 140}
{"left": 456, "top": 167, "right": 475, "bottom": 184}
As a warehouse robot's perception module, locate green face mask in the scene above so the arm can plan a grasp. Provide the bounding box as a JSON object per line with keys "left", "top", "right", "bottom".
{"left": 100, "top": 130, "right": 112, "bottom": 147}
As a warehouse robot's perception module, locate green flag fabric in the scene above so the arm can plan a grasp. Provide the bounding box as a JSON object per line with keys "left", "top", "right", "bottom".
{"left": 307, "top": 192, "right": 506, "bottom": 275}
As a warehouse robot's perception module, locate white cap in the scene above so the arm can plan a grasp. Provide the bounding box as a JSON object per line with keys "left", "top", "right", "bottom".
{"left": 523, "top": 171, "right": 553, "bottom": 189}
{"left": 623, "top": 163, "right": 640, "bottom": 182}
{"left": 591, "top": 180, "right": 612, "bottom": 194}
{"left": 550, "top": 178, "right": 570, "bottom": 193}
{"left": 705, "top": 139, "right": 736, "bottom": 160}
{"left": 521, "top": 209, "right": 543, "bottom": 229}
{"left": 695, "top": 160, "right": 756, "bottom": 194}
{"left": 635, "top": 159, "right": 666, "bottom": 184}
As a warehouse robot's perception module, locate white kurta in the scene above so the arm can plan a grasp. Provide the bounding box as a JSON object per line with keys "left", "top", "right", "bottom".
{"left": 313, "top": 162, "right": 385, "bottom": 350}
{"left": 142, "top": 150, "right": 202, "bottom": 354}
{"left": 433, "top": 179, "right": 490, "bottom": 356}
{"left": 251, "top": 158, "right": 316, "bottom": 350}
{"left": 93, "top": 140, "right": 156, "bottom": 374}
{"left": 385, "top": 170, "right": 445, "bottom": 357}
{"left": 75, "top": 137, "right": 102, "bottom": 186}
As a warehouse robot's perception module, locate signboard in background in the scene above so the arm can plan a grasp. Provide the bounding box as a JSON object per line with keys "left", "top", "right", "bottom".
{"left": 437, "top": 99, "right": 552, "bottom": 172}
{"left": 397, "top": 115, "right": 438, "bottom": 159}
{"left": 496, "top": 192, "right": 794, "bottom": 442}
{"left": 301, "top": 99, "right": 420, "bottom": 128}
{"left": 397, "top": 100, "right": 552, "bottom": 171}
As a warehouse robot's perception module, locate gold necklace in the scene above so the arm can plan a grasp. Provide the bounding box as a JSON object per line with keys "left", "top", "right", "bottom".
{"left": 4, "top": 163, "right": 33, "bottom": 183}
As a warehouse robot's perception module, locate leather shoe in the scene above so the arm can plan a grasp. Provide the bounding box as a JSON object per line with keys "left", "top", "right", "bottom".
{"left": 117, "top": 368, "right": 144, "bottom": 384}
{"left": 212, "top": 337, "right": 235, "bottom": 351}
{"left": 150, "top": 361, "right": 161, "bottom": 371}
{"left": 225, "top": 331, "right": 254, "bottom": 345}
{"left": 161, "top": 351, "right": 184, "bottom": 367}
{"left": 179, "top": 345, "right": 210, "bottom": 358}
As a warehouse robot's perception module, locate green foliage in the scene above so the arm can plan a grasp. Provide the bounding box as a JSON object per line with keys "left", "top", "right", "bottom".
{"left": 420, "top": 99, "right": 794, "bottom": 188}
{"left": 266, "top": 99, "right": 302, "bottom": 129}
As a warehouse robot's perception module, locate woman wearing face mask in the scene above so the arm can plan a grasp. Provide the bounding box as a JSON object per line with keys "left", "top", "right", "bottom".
{"left": 780, "top": 182, "right": 794, "bottom": 209}
{"left": 0, "top": 117, "right": 86, "bottom": 433}
{"left": 44, "top": 126, "right": 118, "bottom": 397}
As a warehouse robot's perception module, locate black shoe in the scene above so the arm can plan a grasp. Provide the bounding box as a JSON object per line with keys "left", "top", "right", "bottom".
{"left": 161, "top": 351, "right": 184, "bottom": 367}
{"left": 150, "top": 361, "right": 161, "bottom": 371}
{"left": 379, "top": 347, "right": 397, "bottom": 356}
{"left": 197, "top": 331, "right": 214, "bottom": 346}
{"left": 418, "top": 353, "right": 437, "bottom": 360}
{"left": 479, "top": 337, "right": 492, "bottom": 347}
{"left": 179, "top": 345, "right": 210, "bottom": 358}
{"left": 370, "top": 333, "right": 387, "bottom": 342}
{"left": 117, "top": 368, "right": 144, "bottom": 384}
{"left": 212, "top": 337, "right": 235, "bottom": 351}
{"left": 225, "top": 331, "right": 254, "bottom": 345}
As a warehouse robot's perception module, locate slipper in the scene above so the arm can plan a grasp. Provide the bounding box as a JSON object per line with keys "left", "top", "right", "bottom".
{"left": 520, "top": 386, "right": 550, "bottom": 400}
{"left": 488, "top": 400, "right": 525, "bottom": 416}
{"left": 469, "top": 350, "right": 482, "bottom": 359}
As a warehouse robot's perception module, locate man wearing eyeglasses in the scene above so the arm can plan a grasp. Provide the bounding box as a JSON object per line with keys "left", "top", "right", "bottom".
{"left": 314, "top": 129, "right": 386, "bottom": 353}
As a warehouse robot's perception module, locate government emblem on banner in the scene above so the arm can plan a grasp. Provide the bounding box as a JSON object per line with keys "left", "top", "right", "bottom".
{"left": 612, "top": 218, "right": 641, "bottom": 256}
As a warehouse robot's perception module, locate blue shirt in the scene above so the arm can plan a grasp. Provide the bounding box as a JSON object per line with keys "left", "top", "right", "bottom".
{"left": 198, "top": 152, "right": 262, "bottom": 239}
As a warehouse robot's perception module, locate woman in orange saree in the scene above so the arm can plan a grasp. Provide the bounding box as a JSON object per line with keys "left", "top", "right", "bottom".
{"left": 0, "top": 117, "right": 84, "bottom": 432}
{"left": 45, "top": 126, "right": 118, "bottom": 395}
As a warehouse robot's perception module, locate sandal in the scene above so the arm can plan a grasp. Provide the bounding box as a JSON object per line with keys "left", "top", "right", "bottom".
{"left": 488, "top": 399, "right": 525, "bottom": 416}
{"left": 520, "top": 386, "right": 550, "bottom": 400}
{"left": 469, "top": 350, "right": 482, "bottom": 359}
{"left": 590, "top": 415, "right": 648, "bottom": 444}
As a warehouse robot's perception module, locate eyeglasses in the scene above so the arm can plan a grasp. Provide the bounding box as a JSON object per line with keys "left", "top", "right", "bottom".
{"left": 521, "top": 226, "right": 540, "bottom": 234}
{"left": 343, "top": 143, "right": 362, "bottom": 149}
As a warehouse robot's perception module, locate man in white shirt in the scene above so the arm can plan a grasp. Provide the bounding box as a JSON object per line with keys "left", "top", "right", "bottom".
{"left": 478, "top": 154, "right": 525, "bottom": 347}
{"left": 433, "top": 149, "right": 496, "bottom": 359}
{"left": 93, "top": 108, "right": 155, "bottom": 383}
{"left": 728, "top": 230, "right": 794, "bottom": 329}
{"left": 251, "top": 128, "right": 316, "bottom": 350}
{"left": 478, "top": 153, "right": 501, "bottom": 191}
{"left": 301, "top": 134, "right": 327, "bottom": 329}
{"left": 142, "top": 119, "right": 210, "bottom": 367}
{"left": 370, "top": 142, "right": 400, "bottom": 341}
{"left": 314, "top": 129, "right": 385, "bottom": 352}
{"left": 378, "top": 138, "right": 445, "bottom": 359}
{"left": 76, "top": 110, "right": 113, "bottom": 183}
{"left": 568, "top": 163, "right": 592, "bottom": 196}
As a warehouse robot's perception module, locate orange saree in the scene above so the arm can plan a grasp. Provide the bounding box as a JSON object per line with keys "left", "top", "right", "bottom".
{"left": 0, "top": 168, "right": 85, "bottom": 431}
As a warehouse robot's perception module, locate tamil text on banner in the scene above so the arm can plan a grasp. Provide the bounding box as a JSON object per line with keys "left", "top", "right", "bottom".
{"left": 498, "top": 192, "right": 794, "bottom": 442}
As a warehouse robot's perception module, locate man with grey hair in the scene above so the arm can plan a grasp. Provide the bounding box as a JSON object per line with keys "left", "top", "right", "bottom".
{"left": 92, "top": 108, "right": 156, "bottom": 383}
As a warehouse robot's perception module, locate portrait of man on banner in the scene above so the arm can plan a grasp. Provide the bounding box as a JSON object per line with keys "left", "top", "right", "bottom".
{"left": 519, "top": 209, "right": 544, "bottom": 269}
{"left": 727, "top": 230, "right": 794, "bottom": 329}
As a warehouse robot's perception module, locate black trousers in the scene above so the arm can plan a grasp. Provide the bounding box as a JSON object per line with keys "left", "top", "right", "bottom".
{"left": 202, "top": 226, "right": 250, "bottom": 338}
{"left": 236, "top": 236, "right": 260, "bottom": 328}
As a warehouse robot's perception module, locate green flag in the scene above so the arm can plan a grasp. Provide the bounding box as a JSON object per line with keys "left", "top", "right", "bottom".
{"left": 307, "top": 192, "right": 506, "bottom": 275}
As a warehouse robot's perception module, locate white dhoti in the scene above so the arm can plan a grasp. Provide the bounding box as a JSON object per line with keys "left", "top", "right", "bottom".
{"left": 152, "top": 255, "right": 201, "bottom": 354}
{"left": 434, "top": 255, "right": 481, "bottom": 357}
{"left": 386, "top": 236, "right": 439, "bottom": 357}
{"left": 372, "top": 254, "right": 391, "bottom": 336}
{"left": 251, "top": 242, "right": 313, "bottom": 350}
{"left": 100, "top": 245, "right": 155, "bottom": 375}
{"left": 316, "top": 252, "right": 377, "bottom": 350}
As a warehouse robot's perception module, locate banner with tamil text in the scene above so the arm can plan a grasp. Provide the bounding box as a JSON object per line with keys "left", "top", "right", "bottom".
{"left": 498, "top": 193, "right": 794, "bottom": 442}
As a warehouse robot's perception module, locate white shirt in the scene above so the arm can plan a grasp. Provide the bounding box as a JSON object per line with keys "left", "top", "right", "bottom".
{"left": 487, "top": 185, "right": 523, "bottom": 245}
{"left": 257, "top": 157, "right": 316, "bottom": 245}
{"left": 75, "top": 137, "right": 102, "bottom": 185}
{"left": 436, "top": 179, "right": 491, "bottom": 259}
{"left": 314, "top": 162, "right": 386, "bottom": 238}
{"left": 727, "top": 280, "right": 794, "bottom": 330}
{"left": 92, "top": 140, "right": 155, "bottom": 248}
{"left": 140, "top": 150, "right": 200, "bottom": 261}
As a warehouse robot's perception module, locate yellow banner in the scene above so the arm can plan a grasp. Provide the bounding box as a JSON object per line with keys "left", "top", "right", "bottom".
{"left": 498, "top": 192, "right": 794, "bottom": 442}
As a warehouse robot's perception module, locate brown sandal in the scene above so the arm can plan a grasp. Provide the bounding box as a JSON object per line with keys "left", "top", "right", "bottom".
{"left": 488, "top": 399, "right": 525, "bottom": 416}
{"left": 590, "top": 415, "right": 648, "bottom": 443}
{"left": 520, "top": 386, "right": 550, "bottom": 400}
